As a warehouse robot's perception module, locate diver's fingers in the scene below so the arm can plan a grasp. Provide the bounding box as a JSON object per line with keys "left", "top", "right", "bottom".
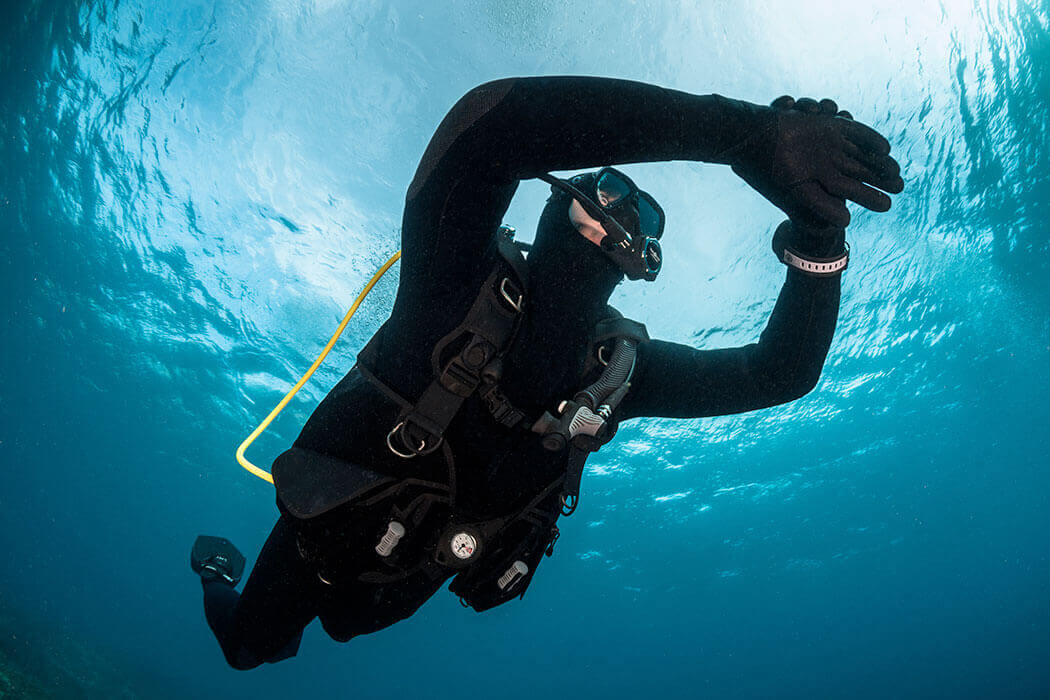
{"left": 862, "top": 152, "right": 904, "bottom": 193}
{"left": 840, "top": 137, "right": 875, "bottom": 166}
{"left": 771, "top": 95, "right": 796, "bottom": 109}
{"left": 827, "top": 174, "right": 892, "bottom": 212}
{"left": 843, "top": 120, "right": 892, "bottom": 156}
{"left": 839, "top": 138, "right": 904, "bottom": 192}
{"left": 819, "top": 98, "right": 839, "bottom": 115}
{"left": 795, "top": 181, "right": 851, "bottom": 227}
{"left": 795, "top": 97, "right": 821, "bottom": 113}
{"left": 835, "top": 153, "right": 904, "bottom": 194}
{"left": 837, "top": 110, "right": 853, "bottom": 120}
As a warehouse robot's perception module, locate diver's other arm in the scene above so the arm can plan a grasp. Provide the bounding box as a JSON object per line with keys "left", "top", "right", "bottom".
{"left": 616, "top": 221, "right": 844, "bottom": 420}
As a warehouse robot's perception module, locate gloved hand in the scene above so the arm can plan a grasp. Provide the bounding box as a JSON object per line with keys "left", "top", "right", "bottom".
{"left": 730, "top": 95, "right": 904, "bottom": 227}
{"left": 772, "top": 97, "right": 849, "bottom": 256}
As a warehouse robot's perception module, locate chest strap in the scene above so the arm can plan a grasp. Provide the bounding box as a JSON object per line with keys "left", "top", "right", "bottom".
{"left": 360, "top": 238, "right": 527, "bottom": 460}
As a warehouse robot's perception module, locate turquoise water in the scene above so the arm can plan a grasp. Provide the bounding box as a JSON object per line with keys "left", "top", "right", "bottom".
{"left": 2, "top": 0, "right": 1048, "bottom": 697}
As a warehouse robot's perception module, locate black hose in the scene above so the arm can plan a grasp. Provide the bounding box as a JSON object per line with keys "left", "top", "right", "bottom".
{"left": 576, "top": 338, "right": 636, "bottom": 409}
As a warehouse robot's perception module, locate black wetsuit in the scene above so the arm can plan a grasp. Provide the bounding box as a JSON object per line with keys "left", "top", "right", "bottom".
{"left": 201, "top": 76, "right": 843, "bottom": 670}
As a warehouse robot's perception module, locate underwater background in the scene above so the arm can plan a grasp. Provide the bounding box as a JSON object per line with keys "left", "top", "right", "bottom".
{"left": 2, "top": 0, "right": 1049, "bottom": 697}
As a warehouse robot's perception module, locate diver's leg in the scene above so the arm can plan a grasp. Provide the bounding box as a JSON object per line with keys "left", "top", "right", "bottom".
{"left": 199, "top": 517, "right": 319, "bottom": 670}
{"left": 318, "top": 566, "right": 450, "bottom": 642}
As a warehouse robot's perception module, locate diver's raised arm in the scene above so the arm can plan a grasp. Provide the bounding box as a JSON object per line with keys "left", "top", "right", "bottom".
{"left": 402, "top": 75, "right": 743, "bottom": 298}
{"left": 407, "top": 76, "right": 769, "bottom": 185}
{"left": 398, "top": 77, "right": 901, "bottom": 301}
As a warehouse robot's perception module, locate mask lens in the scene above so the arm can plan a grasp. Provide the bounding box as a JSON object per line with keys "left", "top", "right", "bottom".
{"left": 637, "top": 193, "right": 664, "bottom": 240}
{"left": 643, "top": 238, "right": 662, "bottom": 274}
{"left": 595, "top": 171, "right": 632, "bottom": 207}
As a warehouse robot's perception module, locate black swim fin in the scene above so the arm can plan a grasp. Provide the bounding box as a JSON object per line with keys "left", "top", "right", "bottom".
{"left": 191, "top": 535, "right": 246, "bottom": 586}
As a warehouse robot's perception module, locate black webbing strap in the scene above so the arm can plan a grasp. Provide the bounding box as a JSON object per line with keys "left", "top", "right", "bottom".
{"left": 479, "top": 383, "right": 526, "bottom": 428}
{"left": 360, "top": 242, "right": 527, "bottom": 459}
{"left": 398, "top": 268, "right": 521, "bottom": 451}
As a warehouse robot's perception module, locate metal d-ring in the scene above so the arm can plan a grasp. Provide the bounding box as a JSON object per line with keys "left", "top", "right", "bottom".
{"left": 499, "top": 277, "right": 523, "bottom": 312}
{"left": 387, "top": 421, "right": 422, "bottom": 459}
{"left": 386, "top": 421, "right": 443, "bottom": 459}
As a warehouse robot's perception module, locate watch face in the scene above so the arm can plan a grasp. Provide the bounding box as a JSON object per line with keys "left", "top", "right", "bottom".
{"left": 450, "top": 532, "right": 478, "bottom": 560}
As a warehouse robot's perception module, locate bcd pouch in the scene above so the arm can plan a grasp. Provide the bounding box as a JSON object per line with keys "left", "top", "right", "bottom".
{"left": 448, "top": 512, "right": 560, "bottom": 612}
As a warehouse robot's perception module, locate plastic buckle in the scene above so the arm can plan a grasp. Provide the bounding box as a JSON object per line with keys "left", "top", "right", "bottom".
{"left": 490, "top": 400, "right": 512, "bottom": 422}
{"left": 491, "top": 398, "right": 523, "bottom": 427}
{"left": 499, "top": 277, "right": 523, "bottom": 312}
{"left": 440, "top": 358, "right": 481, "bottom": 396}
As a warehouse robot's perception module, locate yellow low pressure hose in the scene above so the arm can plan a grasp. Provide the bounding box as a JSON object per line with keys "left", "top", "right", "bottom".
{"left": 235, "top": 250, "right": 402, "bottom": 484}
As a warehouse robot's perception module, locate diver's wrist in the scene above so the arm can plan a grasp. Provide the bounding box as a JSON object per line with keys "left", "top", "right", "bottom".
{"left": 779, "top": 245, "right": 850, "bottom": 276}
{"left": 772, "top": 221, "right": 849, "bottom": 276}
{"left": 780, "top": 219, "right": 846, "bottom": 257}
{"left": 685, "top": 95, "right": 776, "bottom": 166}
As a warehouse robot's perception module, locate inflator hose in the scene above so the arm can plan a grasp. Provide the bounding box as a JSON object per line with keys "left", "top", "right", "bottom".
{"left": 575, "top": 338, "right": 636, "bottom": 410}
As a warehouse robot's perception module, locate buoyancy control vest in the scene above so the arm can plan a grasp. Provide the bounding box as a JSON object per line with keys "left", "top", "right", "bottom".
{"left": 272, "top": 229, "right": 647, "bottom": 611}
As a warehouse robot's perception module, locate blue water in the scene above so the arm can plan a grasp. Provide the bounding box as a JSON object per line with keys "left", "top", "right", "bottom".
{"left": 2, "top": 0, "right": 1048, "bottom": 697}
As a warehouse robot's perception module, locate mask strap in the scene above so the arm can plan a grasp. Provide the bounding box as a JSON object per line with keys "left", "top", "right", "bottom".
{"left": 536, "top": 174, "right": 633, "bottom": 251}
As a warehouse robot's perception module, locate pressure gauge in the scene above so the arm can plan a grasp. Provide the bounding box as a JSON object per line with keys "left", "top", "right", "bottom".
{"left": 450, "top": 532, "right": 478, "bottom": 560}
{"left": 436, "top": 525, "right": 483, "bottom": 568}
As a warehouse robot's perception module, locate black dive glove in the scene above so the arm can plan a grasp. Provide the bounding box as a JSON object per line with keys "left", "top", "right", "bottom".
{"left": 772, "top": 97, "right": 847, "bottom": 258}
{"left": 727, "top": 95, "right": 904, "bottom": 228}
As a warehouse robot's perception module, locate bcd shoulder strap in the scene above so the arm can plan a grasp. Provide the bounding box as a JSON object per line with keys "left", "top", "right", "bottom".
{"left": 359, "top": 235, "right": 528, "bottom": 461}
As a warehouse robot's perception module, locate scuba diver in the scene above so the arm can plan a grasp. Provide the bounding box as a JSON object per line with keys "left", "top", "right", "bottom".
{"left": 190, "top": 76, "right": 903, "bottom": 669}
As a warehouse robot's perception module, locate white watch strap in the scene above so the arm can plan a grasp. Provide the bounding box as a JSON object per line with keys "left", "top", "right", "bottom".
{"left": 781, "top": 246, "right": 849, "bottom": 276}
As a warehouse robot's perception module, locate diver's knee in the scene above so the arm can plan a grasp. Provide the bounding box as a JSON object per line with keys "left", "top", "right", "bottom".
{"left": 226, "top": 647, "right": 263, "bottom": 671}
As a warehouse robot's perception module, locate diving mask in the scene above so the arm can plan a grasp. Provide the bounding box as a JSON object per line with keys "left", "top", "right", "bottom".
{"left": 539, "top": 167, "right": 665, "bottom": 281}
